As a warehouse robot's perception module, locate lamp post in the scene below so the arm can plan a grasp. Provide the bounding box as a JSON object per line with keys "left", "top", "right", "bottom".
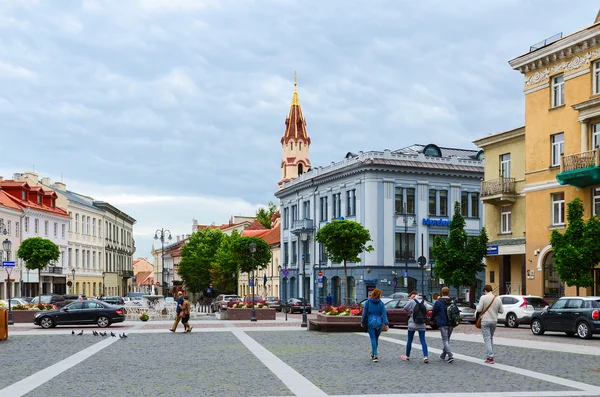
{"left": 249, "top": 242, "right": 257, "bottom": 322}
{"left": 154, "top": 228, "right": 172, "bottom": 298}
{"left": 3, "top": 238, "right": 13, "bottom": 325}
{"left": 399, "top": 203, "right": 416, "bottom": 292}
{"left": 71, "top": 267, "right": 76, "bottom": 294}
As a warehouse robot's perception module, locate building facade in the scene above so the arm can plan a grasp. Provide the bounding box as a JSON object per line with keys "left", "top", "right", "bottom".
{"left": 0, "top": 191, "right": 24, "bottom": 300}
{"left": 474, "top": 127, "right": 527, "bottom": 296}
{"left": 508, "top": 11, "right": 600, "bottom": 298}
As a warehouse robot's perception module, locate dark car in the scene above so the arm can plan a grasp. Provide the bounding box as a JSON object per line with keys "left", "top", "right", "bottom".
{"left": 33, "top": 299, "right": 126, "bottom": 329}
{"left": 15, "top": 296, "right": 33, "bottom": 303}
{"left": 99, "top": 296, "right": 125, "bottom": 305}
{"left": 63, "top": 294, "right": 87, "bottom": 305}
{"left": 285, "top": 298, "right": 311, "bottom": 314}
{"left": 384, "top": 299, "right": 437, "bottom": 329}
{"left": 530, "top": 296, "right": 600, "bottom": 339}
{"left": 265, "top": 296, "right": 281, "bottom": 311}
{"left": 31, "top": 294, "right": 67, "bottom": 308}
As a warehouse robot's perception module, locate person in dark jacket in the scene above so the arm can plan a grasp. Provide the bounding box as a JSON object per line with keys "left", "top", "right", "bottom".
{"left": 431, "top": 287, "right": 454, "bottom": 363}
{"left": 361, "top": 288, "right": 389, "bottom": 363}
{"left": 169, "top": 291, "right": 184, "bottom": 332}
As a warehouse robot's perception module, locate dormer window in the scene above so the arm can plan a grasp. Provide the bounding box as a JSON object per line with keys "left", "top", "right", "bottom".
{"left": 37, "top": 195, "right": 41, "bottom": 205}
{"left": 51, "top": 198, "right": 55, "bottom": 208}
{"left": 22, "top": 191, "right": 26, "bottom": 200}
{"left": 423, "top": 144, "right": 442, "bottom": 157}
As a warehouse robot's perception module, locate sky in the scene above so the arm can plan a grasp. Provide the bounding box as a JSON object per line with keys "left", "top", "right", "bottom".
{"left": 0, "top": 0, "right": 598, "bottom": 262}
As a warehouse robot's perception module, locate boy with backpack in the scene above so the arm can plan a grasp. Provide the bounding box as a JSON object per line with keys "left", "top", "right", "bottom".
{"left": 431, "top": 287, "right": 460, "bottom": 363}
{"left": 401, "top": 291, "right": 429, "bottom": 363}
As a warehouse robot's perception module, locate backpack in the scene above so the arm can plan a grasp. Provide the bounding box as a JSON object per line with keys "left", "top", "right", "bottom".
{"left": 413, "top": 299, "right": 427, "bottom": 324}
{"left": 446, "top": 300, "right": 461, "bottom": 327}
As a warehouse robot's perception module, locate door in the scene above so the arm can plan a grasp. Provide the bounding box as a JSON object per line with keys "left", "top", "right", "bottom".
{"left": 386, "top": 300, "right": 410, "bottom": 326}
{"left": 561, "top": 299, "right": 583, "bottom": 332}
{"left": 543, "top": 299, "right": 567, "bottom": 331}
{"left": 58, "top": 301, "right": 85, "bottom": 325}
{"left": 82, "top": 301, "right": 104, "bottom": 324}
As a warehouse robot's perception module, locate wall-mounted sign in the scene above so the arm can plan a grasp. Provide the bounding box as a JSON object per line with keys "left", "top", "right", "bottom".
{"left": 487, "top": 246, "right": 499, "bottom": 255}
{"left": 363, "top": 279, "right": 378, "bottom": 283}
{"left": 527, "top": 269, "right": 535, "bottom": 279}
{"left": 422, "top": 218, "right": 450, "bottom": 227}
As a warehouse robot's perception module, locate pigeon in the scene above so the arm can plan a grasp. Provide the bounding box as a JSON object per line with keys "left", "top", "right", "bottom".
{"left": 71, "top": 330, "right": 75, "bottom": 335}
{"left": 93, "top": 331, "right": 98, "bottom": 336}
{"left": 122, "top": 333, "right": 127, "bottom": 338}
{"left": 78, "top": 330, "right": 83, "bottom": 336}
{"left": 110, "top": 332, "right": 116, "bottom": 337}
{"left": 101, "top": 332, "right": 107, "bottom": 337}
{"left": 118, "top": 334, "right": 123, "bottom": 339}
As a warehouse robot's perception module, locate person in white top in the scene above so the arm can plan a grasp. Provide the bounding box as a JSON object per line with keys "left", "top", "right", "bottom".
{"left": 476, "top": 284, "right": 503, "bottom": 364}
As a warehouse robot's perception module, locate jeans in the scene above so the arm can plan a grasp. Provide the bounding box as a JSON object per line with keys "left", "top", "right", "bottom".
{"left": 481, "top": 321, "right": 497, "bottom": 359}
{"left": 367, "top": 327, "right": 382, "bottom": 356}
{"left": 406, "top": 329, "right": 428, "bottom": 358}
{"left": 439, "top": 326, "right": 453, "bottom": 359}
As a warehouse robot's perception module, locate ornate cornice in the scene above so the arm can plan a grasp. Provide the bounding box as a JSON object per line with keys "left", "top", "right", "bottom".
{"left": 523, "top": 48, "right": 600, "bottom": 87}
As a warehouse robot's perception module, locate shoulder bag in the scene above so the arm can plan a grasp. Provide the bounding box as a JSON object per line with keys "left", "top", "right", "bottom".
{"left": 475, "top": 295, "right": 496, "bottom": 329}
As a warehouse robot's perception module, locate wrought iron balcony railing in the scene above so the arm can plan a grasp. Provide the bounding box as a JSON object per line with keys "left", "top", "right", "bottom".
{"left": 481, "top": 177, "right": 516, "bottom": 197}
{"left": 560, "top": 149, "right": 600, "bottom": 173}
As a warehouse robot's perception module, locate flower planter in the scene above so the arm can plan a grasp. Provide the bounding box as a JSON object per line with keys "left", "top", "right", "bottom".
{"left": 11, "top": 310, "right": 41, "bottom": 324}
{"left": 308, "top": 313, "right": 363, "bottom": 332}
{"left": 220, "top": 308, "right": 276, "bottom": 321}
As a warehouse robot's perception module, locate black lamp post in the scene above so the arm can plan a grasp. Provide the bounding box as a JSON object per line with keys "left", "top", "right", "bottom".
{"left": 154, "top": 228, "right": 172, "bottom": 297}
{"left": 3, "top": 238, "right": 13, "bottom": 325}
{"left": 71, "top": 267, "right": 76, "bottom": 294}
{"left": 102, "top": 271, "right": 106, "bottom": 296}
{"left": 249, "top": 242, "right": 257, "bottom": 322}
{"left": 400, "top": 203, "right": 416, "bottom": 292}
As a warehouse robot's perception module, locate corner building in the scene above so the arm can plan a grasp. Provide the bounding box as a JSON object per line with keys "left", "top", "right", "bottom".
{"left": 508, "top": 11, "right": 600, "bottom": 298}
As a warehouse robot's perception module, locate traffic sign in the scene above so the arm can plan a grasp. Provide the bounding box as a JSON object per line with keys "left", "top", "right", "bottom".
{"left": 318, "top": 271, "right": 323, "bottom": 277}
{"left": 156, "top": 282, "right": 160, "bottom": 286}
{"left": 317, "top": 277, "right": 323, "bottom": 283}
{"left": 403, "top": 271, "right": 408, "bottom": 278}
{"left": 417, "top": 256, "right": 427, "bottom": 267}
{"left": 282, "top": 269, "right": 289, "bottom": 277}
{"left": 2, "top": 261, "right": 15, "bottom": 267}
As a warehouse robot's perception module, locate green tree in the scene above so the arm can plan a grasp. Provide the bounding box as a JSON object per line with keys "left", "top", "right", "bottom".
{"left": 315, "top": 220, "right": 374, "bottom": 305}
{"left": 178, "top": 228, "right": 225, "bottom": 294}
{"left": 432, "top": 201, "right": 488, "bottom": 292}
{"left": 211, "top": 230, "right": 241, "bottom": 293}
{"left": 231, "top": 236, "right": 271, "bottom": 275}
{"left": 550, "top": 198, "right": 600, "bottom": 296}
{"left": 255, "top": 201, "right": 278, "bottom": 229}
{"left": 17, "top": 237, "right": 60, "bottom": 304}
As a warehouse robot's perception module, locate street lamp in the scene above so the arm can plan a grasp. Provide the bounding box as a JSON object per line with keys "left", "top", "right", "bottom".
{"left": 71, "top": 267, "right": 76, "bottom": 294}
{"left": 3, "top": 238, "right": 13, "bottom": 325}
{"left": 300, "top": 231, "right": 308, "bottom": 328}
{"left": 249, "top": 242, "right": 257, "bottom": 322}
{"left": 154, "top": 228, "right": 172, "bottom": 297}
{"left": 399, "top": 203, "right": 416, "bottom": 292}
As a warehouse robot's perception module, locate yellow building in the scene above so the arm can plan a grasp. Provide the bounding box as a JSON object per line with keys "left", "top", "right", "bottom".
{"left": 508, "top": 11, "right": 600, "bottom": 298}
{"left": 474, "top": 127, "right": 527, "bottom": 295}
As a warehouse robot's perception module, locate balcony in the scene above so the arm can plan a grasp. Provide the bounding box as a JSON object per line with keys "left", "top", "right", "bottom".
{"left": 557, "top": 149, "right": 600, "bottom": 188}
{"left": 292, "top": 218, "right": 314, "bottom": 232}
{"left": 119, "top": 270, "right": 134, "bottom": 278}
{"left": 47, "top": 266, "right": 64, "bottom": 275}
{"left": 481, "top": 177, "right": 517, "bottom": 204}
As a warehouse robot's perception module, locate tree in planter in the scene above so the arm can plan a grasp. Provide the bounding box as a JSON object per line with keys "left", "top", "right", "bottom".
{"left": 550, "top": 198, "right": 600, "bottom": 296}
{"left": 315, "top": 220, "right": 374, "bottom": 305}
{"left": 255, "top": 202, "right": 278, "bottom": 229}
{"left": 17, "top": 237, "right": 60, "bottom": 305}
{"left": 231, "top": 236, "right": 271, "bottom": 279}
{"left": 178, "top": 228, "right": 225, "bottom": 294}
{"left": 431, "top": 201, "right": 488, "bottom": 294}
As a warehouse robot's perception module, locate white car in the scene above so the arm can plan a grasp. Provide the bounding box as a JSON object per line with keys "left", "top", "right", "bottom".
{"left": 498, "top": 295, "right": 549, "bottom": 328}
{"left": 0, "top": 298, "right": 28, "bottom": 307}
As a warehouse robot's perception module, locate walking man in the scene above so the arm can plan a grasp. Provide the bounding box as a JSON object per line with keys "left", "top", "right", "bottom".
{"left": 169, "top": 291, "right": 184, "bottom": 332}
{"left": 431, "top": 287, "right": 453, "bottom": 363}
{"left": 476, "top": 285, "right": 503, "bottom": 364}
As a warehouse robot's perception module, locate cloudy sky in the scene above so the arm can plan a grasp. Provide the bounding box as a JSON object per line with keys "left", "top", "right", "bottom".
{"left": 0, "top": 0, "right": 597, "bottom": 260}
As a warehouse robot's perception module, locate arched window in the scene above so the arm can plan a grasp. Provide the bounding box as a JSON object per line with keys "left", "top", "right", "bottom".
{"left": 298, "top": 164, "right": 303, "bottom": 175}
{"left": 476, "top": 150, "right": 484, "bottom": 161}
{"left": 299, "top": 142, "right": 302, "bottom": 151}
{"left": 347, "top": 276, "right": 356, "bottom": 305}
{"left": 423, "top": 144, "right": 442, "bottom": 157}
{"left": 543, "top": 252, "right": 564, "bottom": 298}
{"left": 290, "top": 142, "right": 293, "bottom": 151}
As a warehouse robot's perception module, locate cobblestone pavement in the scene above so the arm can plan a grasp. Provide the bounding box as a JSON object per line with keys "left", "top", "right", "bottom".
{"left": 2, "top": 318, "right": 600, "bottom": 397}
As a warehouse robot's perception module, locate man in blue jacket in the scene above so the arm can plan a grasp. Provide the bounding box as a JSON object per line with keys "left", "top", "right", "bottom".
{"left": 431, "top": 287, "right": 454, "bottom": 363}
{"left": 169, "top": 291, "right": 184, "bottom": 332}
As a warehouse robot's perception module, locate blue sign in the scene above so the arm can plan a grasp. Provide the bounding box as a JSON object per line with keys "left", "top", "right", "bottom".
{"left": 301, "top": 254, "right": 305, "bottom": 260}
{"left": 249, "top": 278, "right": 253, "bottom": 287}
{"left": 2, "top": 261, "right": 15, "bottom": 267}
{"left": 317, "top": 277, "right": 323, "bottom": 284}
{"left": 487, "top": 246, "right": 499, "bottom": 255}
{"left": 282, "top": 269, "right": 289, "bottom": 277}
{"left": 403, "top": 271, "right": 408, "bottom": 278}
{"left": 363, "top": 279, "right": 378, "bottom": 283}
{"left": 422, "top": 218, "right": 450, "bottom": 227}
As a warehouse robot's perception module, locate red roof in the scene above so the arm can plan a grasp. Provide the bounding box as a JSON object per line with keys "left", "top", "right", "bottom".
{"left": 0, "top": 191, "right": 23, "bottom": 211}
{"left": 245, "top": 220, "right": 267, "bottom": 230}
{"left": 197, "top": 220, "right": 251, "bottom": 231}
{"left": 0, "top": 181, "right": 70, "bottom": 218}
{"left": 242, "top": 224, "right": 280, "bottom": 246}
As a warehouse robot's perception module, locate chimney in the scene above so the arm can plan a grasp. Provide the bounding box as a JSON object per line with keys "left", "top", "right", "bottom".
{"left": 54, "top": 181, "right": 66, "bottom": 191}
{"left": 0, "top": 176, "right": 3, "bottom": 182}
{"left": 21, "top": 171, "right": 39, "bottom": 185}
{"left": 192, "top": 218, "right": 198, "bottom": 232}
{"left": 13, "top": 173, "right": 22, "bottom": 181}
{"left": 176, "top": 235, "right": 180, "bottom": 242}
{"left": 41, "top": 177, "right": 51, "bottom": 185}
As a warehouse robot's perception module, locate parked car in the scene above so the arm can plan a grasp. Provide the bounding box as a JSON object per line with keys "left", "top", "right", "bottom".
{"left": 285, "top": 298, "right": 311, "bottom": 314}
{"left": 99, "top": 296, "right": 125, "bottom": 305}
{"left": 498, "top": 295, "right": 549, "bottom": 328}
{"left": 265, "top": 296, "right": 281, "bottom": 311}
{"left": 33, "top": 299, "right": 126, "bottom": 329}
{"left": 359, "top": 297, "right": 393, "bottom": 307}
{"left": 388, "top": 292, "right": 409, "bottom": 299}
{"left": 244, "top": 295, "right": 265, "bottom": 305}
{"left": 211, "top": 294, "right": 239, "bottom": 312}
{"left": 31, "top": 295, "right": 67, "bottom": 308}
{"left": 530, "top": 296, "right": 600, "bottom": 339}
{"left": 384, "top": 298, "right": 437, "bottom": 329}
{"left": 455, "top": 301, "right": 477, "bottom": 324}
{"left": 62, "top": 294, "right": 87, "bottom": 305}
{"left": 14, "top": 296, "right": 33, "bottom": 303}
{"left": 227, "top": 296, "right": 244, "bottom": 308}
{"left": 0, "top": 298, "right": 29, "bottom": 307}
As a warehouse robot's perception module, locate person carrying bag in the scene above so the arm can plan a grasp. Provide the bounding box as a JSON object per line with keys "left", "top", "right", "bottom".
{"left": 361, "top": 288, "right": 389, "bottom": 363}
{"left": 476, "top": 285, "right": 503, "bottom": 364}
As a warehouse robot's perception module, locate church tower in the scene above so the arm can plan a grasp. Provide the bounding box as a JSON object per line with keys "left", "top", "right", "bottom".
{"left": 279, "top": 74, "right": 311, "bottom": 188}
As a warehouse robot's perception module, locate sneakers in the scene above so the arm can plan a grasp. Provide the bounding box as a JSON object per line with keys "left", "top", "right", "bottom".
{"left": 446, "top": 357, "right": 454, "bottom": 364}
{"left": 485, "top": 358, "right": 495, "bottom": 364}
{"left": 168, "top": 328, "right": 175, "bottom": 332}
{"left": 370, "top": 352, "right": 374, "bottom": 359}
{"left": 401, "top": 355, "right": 410, "bottom": 361}
{"left": 439, "top": 355, "right": 446, "bottom": 361}
{"left": 423, "top": 357, "right": 429, "bottom": 364}
{"left": 372, "top": 356, "right": 379, "bottom": 363}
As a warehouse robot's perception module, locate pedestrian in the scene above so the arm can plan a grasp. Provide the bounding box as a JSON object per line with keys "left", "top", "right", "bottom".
{"left": 181, "top": 293, "right": 193, "bottom": 333}
{"left": 325, "top": 293, "right": 333, "bottom": 306}
{"left": 169, "top": 291, "right": 184, "bottom": 332}
{"left": 431, "top": 287, "right": 453, "bottom": 363}
{"left": 476, "top": 284, "right": 504, "bottom": 364}
{"left": 432, "top": 292, "right": 439, "bottom": 301}
{"left": 401, "top": 290, "right": 429, "bottom": 363}
{"left": 360, "top": 288, "right": 389, "bottom": 363}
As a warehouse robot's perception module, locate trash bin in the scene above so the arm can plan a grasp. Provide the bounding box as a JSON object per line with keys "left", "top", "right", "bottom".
{"left": 0, "top": 309, "right": 7, "bottom": 341}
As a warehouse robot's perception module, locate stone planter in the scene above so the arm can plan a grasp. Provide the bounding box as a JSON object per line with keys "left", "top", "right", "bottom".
{"left": 309, "top": 313, "right": 363, "bottom": 332}
{"left": 11, "top": 310, "right": 41, "bottom": 324}
{"left": 220, "top": 308, "right": 276, "bottom": 321}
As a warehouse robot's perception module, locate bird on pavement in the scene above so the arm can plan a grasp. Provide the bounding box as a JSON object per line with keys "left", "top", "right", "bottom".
{"left": 78, "top": 330, "right": 83, "bottom": 336}
{"left": 71, "top": 330, "right": 75, "bottom": 335}
{"left": 110, "top": 332, "right": 116, "bottom": 337}
{"left": 122, "top": 333, "right": 128, "bottom": 338}
{"left": 118, "top": 334, "right": 123, "bottom": 339}
{"left": 100, "top": 332, "right": 107, "bottom": 337}
{"left": 93, "top": 331, "right": 98, "bottom": 336}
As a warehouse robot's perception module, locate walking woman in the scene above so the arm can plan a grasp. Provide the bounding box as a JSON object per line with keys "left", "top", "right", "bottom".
{"left": 401, "top": 291, "right": 429, "bottom": 363}
{"left": 181, "top": 293, "right": 193, "bottom": 333}
{"left": 361, "top": 288, "right": 389, "bottom": 363}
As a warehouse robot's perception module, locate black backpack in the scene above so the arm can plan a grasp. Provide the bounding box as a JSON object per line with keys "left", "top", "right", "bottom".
{"left": 446, "top": 300, "right": 461, "bottom": 327}
{"left": 413, "top": 299, "right": 427, "bottom": 324}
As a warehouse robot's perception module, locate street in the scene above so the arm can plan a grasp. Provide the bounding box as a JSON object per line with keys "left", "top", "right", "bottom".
{"left": 2, "top": 315, "right": 600, "bottom": 397}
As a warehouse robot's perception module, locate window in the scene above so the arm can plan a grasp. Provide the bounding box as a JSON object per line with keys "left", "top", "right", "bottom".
{"left": 86, "top": 216, "right": 90, "bottom": 235}
{"left": 282, "top": 243, "right": 288, "bottom": 265}
{"left": 54, "top": 222, "right": 58, "bottom": 237}
{"left": 37, "top": 195, "right": 41, "bottom": 204}
{"left": 75, "top": 214, "right": 79, "bottom": 233}
{"left": 471, "top": 193, "right": 480, "bottom": 218}
{"left": 22, "top": 191, "right": 27, "bottom": 200}
{"left": 552, "top": 74, "right": 564, "bottom": 107}
{"left": 501, "top": 205, "right": 512, "bottom": 233}
{"left": 428, "top": 234, "right": 446, "bottom": 261}
{"left": 92, "top": 218, "right": 96, "bottom": 236}
{"left": 291, "top": 241, "right": 297, "bottom": 265}
{"left": 299, "top": 142, "right": 302, "bottom": 151}
{"left": 320, "top": 197, "right": 328, "bottom": 221}
{"left": 346, "top": 189, "right": 356, "bottom": 216}
{"left": 594, "top": 188, "right": 600, "bottom": 217}
{"left": 68, "top": 248, "right": 72, "bottom": 266}
{"left": 291, "top": 205, "right": 298, "bottom": 224}
{"left": 15, "top": 222, "right": 19, "bottom": 237}
{"left": 461, "top": 192, "right": 468, "bottom": 216}
{"left": 81, "top": 216, "right": 85, "bottom": 235}
{"left": 396, "top": 186, "right": 416, "bottom": 214}
{"left": 68, "top": 212, "right": 72, "bottom": 232}
{"left": 406, "top": 188, "right": 415, "bottom": 214}
{"left": 428, "top": 189, "right": 448, "bottom": 216}
{"left": 428, "top": 189, "right": 436, "bottom": 215}
{"left": 319, "top": 242, "right": 327, "bottom": 263}
{"left": 500, "top": 153, "right": 511, "bottom": 178}
{"left": 551, "top": 192, "right": 565, "bottom": 225}
{"left": 302, "top": 201, "right": 310, "bottom": 219}
{"left": 61, "top": 224, "right": 65, "bottom": 238}
{"left": 75, "top": 249, "right": 79, "bottom": 267}
{"left": 594, "top": 60, "right": 600, "bottom": 95}
{"left": 395, "top": 233, "right": 415, "bottom": 261}
{"left": 332, "top": 193, "right": 341, "bottom": 219}
{"left": 93, "top": 252, "right": 96, "bottom": 269}
{"left": 551, "top": 133, "right": 564, "bottom": 167}
{"left": 25, "top": 217, "right": 29, "bottom": 233}
{"left": 34, "top": 219, "right": 39, "bottom": 234}
{"left": 283, "top": 207, "right": 289, "bottom": 229}
{"left": 593, "top": 123, "right": 600, "bottom": 149}
{"left": 395, "top": 187, "right": 404, "bottom": 213}
{"left": 439, "top": 190, "right": 448, "bottom": 216}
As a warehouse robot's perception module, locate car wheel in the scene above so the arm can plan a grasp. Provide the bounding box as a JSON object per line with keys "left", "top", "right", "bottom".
{"left": 97, "top": 316, "right": 111, "bottom": 328}
{"left": 39, "top": 316, "right": 54, "bottom": 329}
{"left": 577, "top": 321, "right": 593, "bottom": 339}
{"left": 531, "top": 319, "right": 545, "bottom": 335}
{"left": 506, "top": 313, "right": 518, "bottom": 328}
{"left": 565, "top": 331, "right": 575, "bottom": 337}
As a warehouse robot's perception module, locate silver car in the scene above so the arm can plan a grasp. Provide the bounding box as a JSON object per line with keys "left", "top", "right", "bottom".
{"left": 498, "top": 295, "right": 549, "bottom": 328}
